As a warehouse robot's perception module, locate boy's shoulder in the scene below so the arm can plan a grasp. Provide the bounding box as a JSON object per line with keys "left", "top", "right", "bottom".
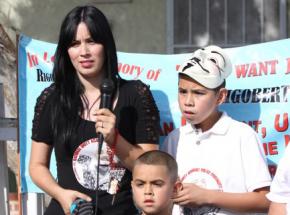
{"left": 162, "top": 126, "right": 184, "bottom": 154}
{"left": 164, "top": 123, "right": 197, "bottom": 150}
{"left": 218, "top": 113, "right": 258, "bottom": 136}
{"left": 225, "top": 114, "right": 254, "bottom": 129}
{"left": 166, "top": 124, "right": 191, "bottom": 140}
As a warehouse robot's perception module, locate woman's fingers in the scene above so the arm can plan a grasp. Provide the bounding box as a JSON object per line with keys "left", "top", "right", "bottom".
{"left": 94, "top": 108, "right": 116, "bottom": 146}
{"left": 74, "top": 191, "right": 92, "bottom": 202}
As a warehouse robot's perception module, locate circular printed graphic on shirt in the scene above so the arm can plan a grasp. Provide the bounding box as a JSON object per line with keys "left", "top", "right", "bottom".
{"left": 72, "top": 138, "right": 114, "bottom": 191}
{"left": 180, "top": 167, "right": 223, "bottom": 214}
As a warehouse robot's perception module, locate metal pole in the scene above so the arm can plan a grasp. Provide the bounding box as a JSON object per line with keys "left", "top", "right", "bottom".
{"left": 280, "top": 0, "right": 287, "bottom": 38}
{"left": 0, "top": 83, "right": 10, "bottom": 215}
{"left": 0, "top": 118, "right": 17, "bottom": 141}
{"left": 166, "top": 0, "right": 174, "bottom": 53}
{"left": 22, "top": 193, "right": 45, "bottom": 215}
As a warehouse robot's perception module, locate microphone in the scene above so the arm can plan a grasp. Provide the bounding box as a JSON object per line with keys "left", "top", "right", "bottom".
{"left": 95, "top": 78, "right": 115, "bottom": 215}
{"left": 98, "top": 78, "right": 115, "bottom": 148}
{"left": 99, "top": 78, "right": 115, "bottom": 110}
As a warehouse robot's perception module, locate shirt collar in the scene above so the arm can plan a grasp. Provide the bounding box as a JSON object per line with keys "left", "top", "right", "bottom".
{"left": 181, "top": 112, "right": 231, "bottom": 136}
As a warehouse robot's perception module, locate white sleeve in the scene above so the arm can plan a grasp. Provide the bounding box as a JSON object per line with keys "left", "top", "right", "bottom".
{"left": 267, "top": 145, "right": 290, "bottom": 203}
{"left": 161, "top": 135, "right": 170, "bottom": 153}
{"left": 241, "top": 130, "right": 272, "bottom": 192}
{"left": 160, "top": 129, "right": 179, "bottom": 159}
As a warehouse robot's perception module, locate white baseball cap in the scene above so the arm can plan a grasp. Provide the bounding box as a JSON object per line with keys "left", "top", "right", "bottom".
{"left": 178, "top": 45, "right": 232, "bottom": 89}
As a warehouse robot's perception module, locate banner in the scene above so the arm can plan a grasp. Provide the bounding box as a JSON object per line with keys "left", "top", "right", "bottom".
{"left": 18, "top": 34, "right": 290, "bottom": 193}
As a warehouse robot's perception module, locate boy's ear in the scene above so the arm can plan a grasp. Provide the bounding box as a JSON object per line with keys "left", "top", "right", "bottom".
{"left": 173, "top": 181, "right": 183, "bottom": 193}
{"left": 217, "top": 88, "right": 227, "bottom": 105}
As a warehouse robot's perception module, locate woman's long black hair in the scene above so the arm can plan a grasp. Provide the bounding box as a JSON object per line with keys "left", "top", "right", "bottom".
{"left": 51, "top": 5, "right": 120, "bottom": 155}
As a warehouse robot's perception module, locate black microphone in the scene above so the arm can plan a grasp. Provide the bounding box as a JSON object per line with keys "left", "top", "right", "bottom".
{"left": 95, "top": 78, "right": 115, "bottom": 215}
{"left": 98, "top": 78, "right": 115, "bottom": 148}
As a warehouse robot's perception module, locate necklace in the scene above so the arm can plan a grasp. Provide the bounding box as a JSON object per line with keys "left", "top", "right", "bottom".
{"left": 82, "top": 95, "right": 101, "bottom": 120}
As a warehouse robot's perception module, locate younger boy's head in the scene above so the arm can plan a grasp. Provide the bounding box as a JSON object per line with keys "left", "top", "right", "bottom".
{"left": 131, "top": 150, "right": 180, "bottom": 215}
{"left": 178, "top": 45, "right": 232, "bottom": 130}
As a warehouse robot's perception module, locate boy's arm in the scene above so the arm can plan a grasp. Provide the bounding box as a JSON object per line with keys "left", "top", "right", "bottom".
{"left": 268, "top": 202, "right": 287, "bottom": 215}
{"left": 173, "top": 183, "right": 270, "bottom": 213}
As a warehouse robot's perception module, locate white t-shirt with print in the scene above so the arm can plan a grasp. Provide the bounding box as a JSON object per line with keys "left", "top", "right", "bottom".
{"left": 162, "top": 112, "right": 271, "bottom": 215}
{"left": 267, "top": 144, "right": 290, "bottom": 214}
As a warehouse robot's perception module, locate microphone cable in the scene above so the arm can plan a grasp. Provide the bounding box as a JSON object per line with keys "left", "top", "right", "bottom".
{"left": 70, "top": 79, "right": 115, "bottom": 215}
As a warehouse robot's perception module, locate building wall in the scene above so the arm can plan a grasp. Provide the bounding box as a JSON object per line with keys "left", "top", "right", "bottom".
{"left": 288, "top": 0, "right": 290, "bottom": 33}
{"left": 0, "top": 0, "right": 167, "bottom": 53}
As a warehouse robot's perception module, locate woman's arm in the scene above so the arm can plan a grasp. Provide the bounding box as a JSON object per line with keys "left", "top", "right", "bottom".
{"left": 29, "top": 141, "right": 91, "bottom": 214}
{"left": 29, "top": 141, "right": 60, "bottom": 197}
{"left": 95, "top": 108, "right": 158, "bottom": 170}
{"left": 95, "top": 81, "right": 159, "bottom": 170}
{"left": 114, "top": 134, "right": 158, "bottom": 170}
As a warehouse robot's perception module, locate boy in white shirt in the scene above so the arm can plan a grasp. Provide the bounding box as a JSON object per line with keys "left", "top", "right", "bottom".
{"left": 162, "top": 45, "right": 271, "bottom": 215}
{"left": 267, "top": 145, "right": 290, "bottom": 215}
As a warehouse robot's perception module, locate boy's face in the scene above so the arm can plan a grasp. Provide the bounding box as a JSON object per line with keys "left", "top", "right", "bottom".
{"left": 178, "top": 75, "right": 226, "bottom": 130}
{"left": 131, "top": 164, "right": 175, "bottom": 215}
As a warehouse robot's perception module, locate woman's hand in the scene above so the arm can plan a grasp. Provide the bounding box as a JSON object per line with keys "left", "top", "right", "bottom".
{"left": 95, "top": 108, "right": 117, "bottom": 147}
{"left": 56, "top": 189, "right": 92, "bottom": 215}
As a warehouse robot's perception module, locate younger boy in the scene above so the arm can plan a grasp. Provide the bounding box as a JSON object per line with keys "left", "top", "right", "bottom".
{"left": 162, "top": 45, "right": 271, "bottom": 214}
{"left": 131, "top": 150, "right": 182, "bottom": 215}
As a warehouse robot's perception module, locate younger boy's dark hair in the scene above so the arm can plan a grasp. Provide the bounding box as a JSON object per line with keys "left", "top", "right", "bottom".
{"left": 133, "top": 150, "right": 178, "bottom": 183}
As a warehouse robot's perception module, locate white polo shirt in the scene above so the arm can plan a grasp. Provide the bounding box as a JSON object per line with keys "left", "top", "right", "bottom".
{"left": 267, "top": 145, "right": 290, "bottom": 214}
{"left": 162, "top": 112, "right": 271, "bottom": 215}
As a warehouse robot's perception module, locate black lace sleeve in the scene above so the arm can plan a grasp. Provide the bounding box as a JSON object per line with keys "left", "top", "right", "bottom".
{"left": 31, "top": 84, "right": 55, "bottom": 145}
{"left": 134, "top": 80, "right": 160, "bottom": 144}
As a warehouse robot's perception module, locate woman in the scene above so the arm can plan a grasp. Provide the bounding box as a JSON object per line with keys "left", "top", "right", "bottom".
{"left": 29, "top": 5, "right": 160, "bottom": 215}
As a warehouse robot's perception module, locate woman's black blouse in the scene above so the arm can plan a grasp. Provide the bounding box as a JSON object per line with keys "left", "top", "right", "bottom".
{"left": 31, "top": 79, "right": 160, "bottom": 215}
